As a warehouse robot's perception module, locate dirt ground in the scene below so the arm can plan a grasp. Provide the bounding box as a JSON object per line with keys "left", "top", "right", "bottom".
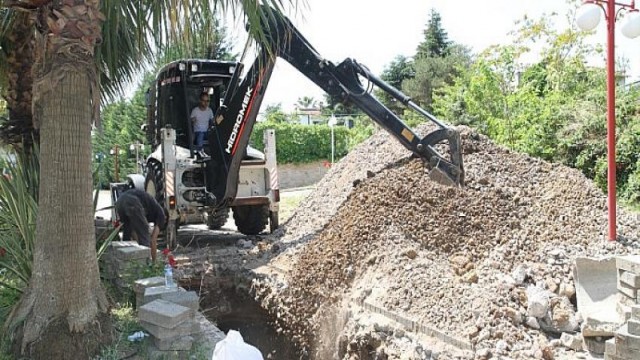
{"left": 175, "top": 125, "right": 640, "bottom": 359}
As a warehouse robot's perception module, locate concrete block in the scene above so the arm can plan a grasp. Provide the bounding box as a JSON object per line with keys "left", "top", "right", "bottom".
{"left": 618, "top": 281, "right": 638, "bottom": 299}
{"left": 141, "top": 286, "right": 183, "bottom": 307}
{"left": 617, "top": 256, "right": 640, "bottom": 275}
{"left": 159, "top": 290, "right": 199, "bottom": 311}
{"left": 632, "top": 305, "right": 640, "bottom": 321}
{"left": 153, "top": 335, "right": 194, "bottom": 351}
{"left": 628, "top": 319, "right": 640, "bottom": 336}
{"left": 615, "top": 324, "right": 640, "bottom": 351}
{"left": 582, "top": 315, "right": 623, "bottom": 337}
{"left": 619, "top": 270, "right": 640, "bottom": 288}
{"left": 584, "top": 336, "right": 607, "bottom": 355}
{"left": 561, "top": 332, "right": 584, "bottom": 351}
{"left": 140, "top": 319, "right": 199, "bottom": 340}
{"left": 138, "top": 299, "right": 193, "bottom": 329}
{"left": 606, "top": 338, "right": 616, "bottom": 355}
{"left": 604, "top": 354, "right": 625, "bottom": 360}
{"left": 115, "top": 245, "right": 149, "bottom": 261}
{"left": 134, "top": 277, "right": 165, "bottom": 295}
{"left": 575, "top": 257, "right": 623, "bottom": 335}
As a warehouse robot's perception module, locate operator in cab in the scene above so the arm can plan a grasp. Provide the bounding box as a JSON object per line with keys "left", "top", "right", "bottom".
{"left": 191, "top": 91, "right": 214, "bottom": 159}
{"left": 115, "top": 188, "right": 166, "bottom": 262}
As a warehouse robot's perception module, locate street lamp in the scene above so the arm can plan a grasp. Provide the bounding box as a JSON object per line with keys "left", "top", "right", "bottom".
{"left": 328, "top": 114, "right": 337, "bottom": 164}
{"left": 576, "top": 0, "right": 640, "bottom": 241}
{"left": 110, "top": 145, "right": 124, "bottom": 182}
{"left": 130, "top": 143, "right": 145, "bottom": 173}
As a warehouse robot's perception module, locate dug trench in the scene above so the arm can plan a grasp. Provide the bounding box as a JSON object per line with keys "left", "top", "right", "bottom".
{"left": 173, "top": 124, "right": 640, "bottom": 359}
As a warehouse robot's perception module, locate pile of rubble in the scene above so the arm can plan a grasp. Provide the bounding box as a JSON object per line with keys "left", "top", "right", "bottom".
{"left": 254, "top": 125, "right": 640, "bottom": 359}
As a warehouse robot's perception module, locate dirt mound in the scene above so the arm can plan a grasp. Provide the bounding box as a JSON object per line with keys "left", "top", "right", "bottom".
{"left": 255, "top": 125, "right": 640, "bottom": 359}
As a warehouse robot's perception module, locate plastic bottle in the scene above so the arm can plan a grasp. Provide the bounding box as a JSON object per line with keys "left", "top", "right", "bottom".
{"left": 164, "top": 264, "right": 175, "bottom": 288}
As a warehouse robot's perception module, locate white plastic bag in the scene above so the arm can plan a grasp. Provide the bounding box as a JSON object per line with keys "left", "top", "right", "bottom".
{"left": 212, "top": 330, "right": 264, "bottom": 360}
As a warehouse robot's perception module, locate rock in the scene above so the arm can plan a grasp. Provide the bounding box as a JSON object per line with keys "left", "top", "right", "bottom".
{"left": 461, "top": 270, "right": 479, "bottom": 284}
{"left": 558, "top": 283, "right": 576, "bottom": 298}
{"left": 476, "top": 348, "right": 491, "bottom": 359}
{"left": 526, "top": 316, "right": 540, "bottom": 329}
{"left": 512, "top": 264, "right": 529, "bottom": 285}
{"left": 560, "top": 332, "right": 583, "bottom": 351}
{"left": 527, "top": 286, "right": 550, "bottom": 318}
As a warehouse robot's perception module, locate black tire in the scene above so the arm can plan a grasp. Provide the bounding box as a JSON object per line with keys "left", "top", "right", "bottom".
{"left": 232, "top": 205, "right": 269, "bottom": 235}
{"left": 207, "top": 207, "right": 230, "bottom": 230}
{"left": 269, "top": 211, "right": 279, "bottom": 233}
{"left": 145, "top": 160, "right": 164, "bottom": 204}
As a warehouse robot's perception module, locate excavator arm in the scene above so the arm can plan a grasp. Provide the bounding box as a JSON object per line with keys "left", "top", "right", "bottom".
{"left": 207, "top": 7, "right": 464, "bottom": 206}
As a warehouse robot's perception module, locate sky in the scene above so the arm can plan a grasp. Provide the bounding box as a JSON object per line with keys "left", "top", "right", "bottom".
{"left": 225, "top": 0, "right": 640, "bottom": 112}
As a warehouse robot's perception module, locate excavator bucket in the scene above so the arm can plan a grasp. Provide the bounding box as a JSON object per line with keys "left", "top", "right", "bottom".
{"left": 417, "top": 126, "right": 464, "bottom": 187}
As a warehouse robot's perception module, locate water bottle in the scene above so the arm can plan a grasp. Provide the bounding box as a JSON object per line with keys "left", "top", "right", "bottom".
{"left": 164, "top": 264, "right": 175, "bottom": 288}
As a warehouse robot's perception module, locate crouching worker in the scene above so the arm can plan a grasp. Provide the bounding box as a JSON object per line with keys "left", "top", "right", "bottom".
{"left": 115, "top": 188, "right": 166, "bottom": 262}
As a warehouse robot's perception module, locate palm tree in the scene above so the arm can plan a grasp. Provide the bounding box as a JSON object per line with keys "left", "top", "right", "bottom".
{"left": 1, "top": 1, "right": 297, "bottom": 358}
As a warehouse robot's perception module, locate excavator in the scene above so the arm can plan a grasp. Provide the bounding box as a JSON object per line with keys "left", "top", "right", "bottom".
{"left": 136, "top": 6, "right": 464, "bottom": 248}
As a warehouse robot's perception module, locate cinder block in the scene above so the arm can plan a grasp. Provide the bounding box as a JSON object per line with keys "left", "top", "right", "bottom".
{"left": 160, "top": 291, "right": 199, "bottom": 311}
{"left": 142, "top": 286, "right": 182, "bottom": 307}
{"left": 617, "top": 256, "right": 640, "bottom": 275}
{"left": 605, "top": 338, "right": 616, "bottom": 355}
{"left": 619, "top": 270, "right": 640, "bottom": 288}
{"left": 140, "top": 319, "right": 199, "bottom": 340}
{"left": 628, "top": 319, "right": 640, "bottom": 336}
{"left": 632, "top": 305, "right": 640, "bottom": 321}
{"left": 138, "top": 299, "right": 193, "bottom": 329}
{"left": 615, "top": 324, "right": 640, "bottom": 351}
{"left": 115, "top": 245, "right": 149, "bottom": 261}
{"left": 134, "top": 277, "right": 165, "bottom": 295}
{"left": 153, "top": 335, "right": 194, "bottom": 351}
{"left": 618, "top": 282, "right": 638, "bottom": 299}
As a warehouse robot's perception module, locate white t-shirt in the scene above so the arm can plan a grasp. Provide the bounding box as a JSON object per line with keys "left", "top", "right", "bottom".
{"left": 191, "top": 107, "right": 214, "bottom": 132}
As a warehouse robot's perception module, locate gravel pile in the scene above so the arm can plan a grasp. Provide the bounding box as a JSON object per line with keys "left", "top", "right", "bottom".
{"left": 254, "top": 125, "right": 640, "bottom": 359}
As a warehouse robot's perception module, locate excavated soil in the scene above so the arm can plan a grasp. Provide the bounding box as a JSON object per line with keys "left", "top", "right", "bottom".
{"left": 251, "top": 125, "right": 640, "bottom": 359}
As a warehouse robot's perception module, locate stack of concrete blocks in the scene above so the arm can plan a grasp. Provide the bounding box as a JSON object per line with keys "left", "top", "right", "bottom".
{"left": 100, "top": 241, "right": 149, "bottom": 290}
{"left": 604, "top": 305, "right": 640, "bottom": 359}
{"left": 617, "top": 256, "right": 640, "bottom": 307}
{"left": 136, "top": 276, "right": 201, "bottom": 354}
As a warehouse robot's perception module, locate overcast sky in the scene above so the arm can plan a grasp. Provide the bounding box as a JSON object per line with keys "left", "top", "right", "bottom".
{"left": 226, "top": 0, "right": 640, "bottom": 112}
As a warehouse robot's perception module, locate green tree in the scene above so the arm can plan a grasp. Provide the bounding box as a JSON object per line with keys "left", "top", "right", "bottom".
{"left": 377, "top": 55, "right": 415, "bottom": 113}
{"left": 262, "top": 103, "right": 291, "bottom": 123}
{"left": 0, "top": 1, "right": 297, "bottom": 359}
{"left": 416, "top": 9, "right": 450, "bottom": 59}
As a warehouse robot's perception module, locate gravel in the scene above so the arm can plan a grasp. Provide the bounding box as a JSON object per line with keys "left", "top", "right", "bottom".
{"left": 252, "top": 125, "right": 640, "bottom": 359}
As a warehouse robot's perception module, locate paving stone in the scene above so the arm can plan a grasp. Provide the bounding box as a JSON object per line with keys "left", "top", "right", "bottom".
{"left": 134, "top": 277, "right": 165, "bottom": 295}
{"left": 140, "top": 319, "right": 199, "bottom": 340}
{"left": 139, "top": 299, "right": 192, "bottom": 329}
{"left": 115, "top": 245, "right": 149, "bottom": 261}
{"left": 617, "top": 256, "right": 640, "bottom": 275}
{"left": 618, "top": 281, "right": 638, "bottom": 300}
{"left": 160, "top": 290, "right": 199, "bottom": 311}
{"left": 632, "top": 305, "right": 640, "bottom": 321}
{"left": 619, "top": 270, "right": 640, "bottom": 288}
{"left": 153, "top": 335, "right": 194, "bottom": 351}
{"left": 628, "top": 319, "right": 640, "bottom": 336}
{"left": 142, "top": 286, "right": 183, "bottom": 307}
{"left": 615, "top": 324, "right": 640, "bottom": 351}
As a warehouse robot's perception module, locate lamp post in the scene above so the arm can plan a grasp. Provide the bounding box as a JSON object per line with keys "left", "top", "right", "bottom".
{"left": 130, "top": 142, "right": 144, "bottom": 173}
{"left": 328, "top": 114, "right": 337, "bottom": 164}
{"left": 576, "top": 1, "right": 640, "bottom": 241}
{"left": 110, "top": 145, "right": 121, "bottom": 182}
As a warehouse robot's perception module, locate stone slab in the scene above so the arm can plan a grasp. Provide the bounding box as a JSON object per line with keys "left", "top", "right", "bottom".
{"left": 619, "top": 270, "right": 640, "bottom": 288}
{"left": 575, "top": 257, "right": 623, "bottom": 334}
{"left": 628, "top": 319, "right": 640, "bottom": 336}
{"left": 140, "top": 319, "right": 199, "bottom": 340}
{"left": 134, "top": 277, "right": 165, "bottom": 295}
{"left": 615, "top": 324, "right": 640, "bottom": 351}
{"left": 160, "top": 290, "right": 199, "bottom": 311}
{"left": 138, "top": 299, "right": 193, "bottom": 329}
{"left": 142, "top": 286, "right": 183, "bottom": 307}
{"left": 115, "top": 245, "right": 149, "bottom": 261}
{"left": 633, "top": 305, "right": 640, "bottom": 321}
{"left": 617, "top": 256, "right": 640, "bottom": 275}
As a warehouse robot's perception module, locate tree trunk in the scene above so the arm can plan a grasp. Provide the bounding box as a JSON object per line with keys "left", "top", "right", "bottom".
{"left": 8, "top": 2, "right": 113, "bottom": 358}
{"left": 0, "top": 13, "right": 37, "bottom": 148}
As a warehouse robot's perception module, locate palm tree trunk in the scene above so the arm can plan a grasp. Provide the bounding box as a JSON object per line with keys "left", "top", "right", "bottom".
{"left": 0, "top": 12, "right": 37, "bottom": 148}
{"left": 8, "top": 1, "right": 112, "bottom": 358}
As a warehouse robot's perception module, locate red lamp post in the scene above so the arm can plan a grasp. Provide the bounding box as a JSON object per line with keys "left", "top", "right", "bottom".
{"left": 577, "top": 1, "right": 640, "bottom": 241}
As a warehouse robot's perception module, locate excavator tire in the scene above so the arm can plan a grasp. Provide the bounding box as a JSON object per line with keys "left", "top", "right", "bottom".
{"left": 207, "top": 207, "right": 230, "bottom": 230}
{"left": 232, "top": 205, "right": 269, "bottom": 235}
{"left": 145, "top": 160, "right": 164, "bottom": 204}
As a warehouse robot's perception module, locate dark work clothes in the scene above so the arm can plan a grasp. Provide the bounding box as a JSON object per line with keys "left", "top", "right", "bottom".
{"left": 115, "top": 189, "right": 166, "bottom": 246}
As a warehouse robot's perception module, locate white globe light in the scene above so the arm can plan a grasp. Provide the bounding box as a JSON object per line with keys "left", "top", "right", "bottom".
{"left": 621, "top": 12, "right": 640, "bottom": 39}
{"left": 577, "top": 4, "right": 602, "bottom": 31}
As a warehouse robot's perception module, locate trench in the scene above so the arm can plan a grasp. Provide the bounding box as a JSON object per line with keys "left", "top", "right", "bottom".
{"left": 195, "top": 277, "right": 302, "bottom": 360}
